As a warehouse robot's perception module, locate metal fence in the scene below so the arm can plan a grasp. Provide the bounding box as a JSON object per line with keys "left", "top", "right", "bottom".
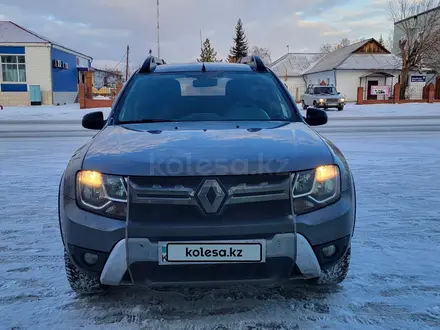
{"left": 402, "top": 83, "right": 427, "bottom": 100}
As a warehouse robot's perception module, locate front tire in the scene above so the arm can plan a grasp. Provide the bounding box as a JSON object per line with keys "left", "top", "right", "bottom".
{"left": 337, "top": 105, "right": 344, "bottom": 111}
{"left": 311, "top": 246, "right": 351, "bottom": 285}
{"left": 64, "top": 249, "right": 107, "bottom": 295}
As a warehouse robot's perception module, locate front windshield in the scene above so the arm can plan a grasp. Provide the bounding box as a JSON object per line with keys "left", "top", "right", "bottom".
{"left": 116, "top": 71, "right": 299, "bottom": 123}
{"left": 314, "top": 87, "right": 337, "bottom": 94}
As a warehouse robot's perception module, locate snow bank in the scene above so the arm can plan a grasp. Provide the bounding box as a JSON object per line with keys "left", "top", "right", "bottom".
{"left": 0, "top": 104, "right": 112, "bottom": 121}
{"left": 316, "top": 103, "right": 440, "bottom": 118}
{"left": 0, "top": 102, "right": 439, "bottom": 121}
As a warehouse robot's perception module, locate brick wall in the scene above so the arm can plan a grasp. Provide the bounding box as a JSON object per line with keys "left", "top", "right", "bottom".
{"left": 79, "top": 81, "right": 123, "bottom": 109}
{"left": 0, "top": 92, "right": 30, "bottom": 106}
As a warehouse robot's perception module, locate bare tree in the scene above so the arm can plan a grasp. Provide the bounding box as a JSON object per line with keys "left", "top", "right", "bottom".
{"left": 384, "top": 30, "right": 395, "bottom": 51}
{"left": 320, "top": 43, "right": 335, "bottom": 53}
{"left": 340, "top": 37, "right": 351, "bottom": 47}
{"left": 250, "top": 46, "right": 272, "bottom": 64}
{"left": 101, "top": 67, "right": 123, "bottom": 87}
{"left": 389, "top": 0, "right": 440, "bottom": 98}
{"left": 319, "top": 37, "right": 362, "bottom": 53}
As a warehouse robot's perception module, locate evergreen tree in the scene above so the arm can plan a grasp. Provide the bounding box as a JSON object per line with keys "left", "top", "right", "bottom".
{"left": 228, "top": 18, "right": 249, "bottom": 62}
{"left": 198, "top": 38, "right": 218, "bottom": 62}
{"left": 379, "top": 34, "right": 385, "bottom": 46}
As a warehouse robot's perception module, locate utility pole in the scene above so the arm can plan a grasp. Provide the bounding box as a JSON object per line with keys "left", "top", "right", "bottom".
{"left": 125, "top": 45, "right": 130, "bottom": 81}
{"left": 157, "top": 0, "right": 160, "bottom": 58}
{"left": 287, "top": 45, "right": 290, "bottom": 54}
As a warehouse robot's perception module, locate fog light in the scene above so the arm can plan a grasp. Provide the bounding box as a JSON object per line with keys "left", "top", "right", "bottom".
{"left": 83, "top": 252, "right": 99, "bottom": 265}
{"left": 322, "top": 245, "right": 336, "bottom": 257}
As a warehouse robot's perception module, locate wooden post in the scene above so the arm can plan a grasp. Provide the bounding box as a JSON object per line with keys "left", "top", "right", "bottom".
{"left": 84, "top": 71, "right": 93, "bottom": 99}
{"left": 428, "top": 83, "right": 434, "bottom": 103}
{"left": 436, "top": 77, "right": 440, "bottom": 100}
{"left": 125, "top": 45, "right": 130, "bottom": 81}
{"left": 79, "top": 83, "right": 86, "bottom": 109}
{"left": 116, "top": 82, "right": 123, "bottom": 96}
{"left": 393, "top": 84, "right": 401, "bottom": 104}
{"left": 356, "top": 87, "right": 364, "bottom": 105}
{"left": 423, "top": 85, "right": 429, "bottom": 100}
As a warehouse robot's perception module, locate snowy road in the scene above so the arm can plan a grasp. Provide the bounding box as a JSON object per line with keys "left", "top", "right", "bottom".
{"left": 1, "top": 125, "right": 440, "bottom": 329}
{"left": 1, "top": 114, "right": 440, "bottom": 138}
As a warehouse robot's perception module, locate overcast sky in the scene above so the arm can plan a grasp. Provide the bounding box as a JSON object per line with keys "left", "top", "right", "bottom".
{"left": 0, "top": 0, "right": 393, "bottom": 70}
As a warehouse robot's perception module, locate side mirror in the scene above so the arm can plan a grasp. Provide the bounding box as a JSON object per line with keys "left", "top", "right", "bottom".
{"left": 337, "top": 92, "right": 341, "bottom": 95}
{"left": 305, "top": 107, "right": 328, "bottom": 126}
{"left": 82, "top": 111, "right": 105, "bottom": 130}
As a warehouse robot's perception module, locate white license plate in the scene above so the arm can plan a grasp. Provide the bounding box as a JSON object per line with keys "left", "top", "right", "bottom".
{"left": 158, "top": 240, "right": 266, "bottom": 265}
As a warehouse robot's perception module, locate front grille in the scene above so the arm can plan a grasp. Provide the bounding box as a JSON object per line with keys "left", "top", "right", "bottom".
{"left": 128, "top": 173, "right": 291, "bottom": 224}
{"left": 129, "top": 257, "right": 294, "bottom": 283}
{"left": 326, "top": 98, "right": 339, "bottom": 103}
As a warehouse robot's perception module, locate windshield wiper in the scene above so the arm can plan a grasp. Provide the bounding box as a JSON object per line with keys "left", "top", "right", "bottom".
{"left": 119, "top": 119, "right": 174, "bottom": 124}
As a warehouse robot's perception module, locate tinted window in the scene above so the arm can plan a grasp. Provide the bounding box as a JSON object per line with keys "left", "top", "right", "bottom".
{"left": 116, "top": 71, "right": 299, "bottom": 122}
{"left": 314, "top": 87, "right": 336, "bottom": 94}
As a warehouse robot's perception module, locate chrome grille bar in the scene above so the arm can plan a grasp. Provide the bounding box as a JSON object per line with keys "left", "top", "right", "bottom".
{"left": 225, "top": 179, "right": 290, "bottom": 205}
{"left": 128, "top": 177, "right": 290, "bottom": 206}
{"left": 129, "top": 182, "right": 197, "bottom": 205}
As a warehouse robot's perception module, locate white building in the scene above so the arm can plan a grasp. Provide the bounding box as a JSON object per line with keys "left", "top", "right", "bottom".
{"left": 271, "top": 39, "right": 407, "bottom": 102}
{"left": 0, "top": 21, "right": 92, "bottom": 106}
{"left": 269, "top": 53, "right": 325, "bottom": 99}
{"left": 392, "top": 5, "right": 439, "bottom": 91}
{"left": 392, "top": 5, "right": 440, "bottom": 56}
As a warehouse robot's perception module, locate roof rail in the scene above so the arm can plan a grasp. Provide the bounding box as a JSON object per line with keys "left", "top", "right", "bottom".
{"left": 139, "top": 55, "right": 166, "bottom": 74}
{"left": 238, "top": 55, "right": 267, "bottom": 72}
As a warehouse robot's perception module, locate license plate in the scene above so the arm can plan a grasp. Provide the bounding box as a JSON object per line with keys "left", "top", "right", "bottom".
{"left": 158, "top": 240, "right": 266, "bottom": 265}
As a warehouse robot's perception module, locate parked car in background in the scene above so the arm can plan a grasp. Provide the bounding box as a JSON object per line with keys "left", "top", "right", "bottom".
{"left": 301, "top": 85, "right": 346, "bottom": 111}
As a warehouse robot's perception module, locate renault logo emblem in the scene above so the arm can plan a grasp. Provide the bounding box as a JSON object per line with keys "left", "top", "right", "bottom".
{"left": 196, "top": 179, "right": 226, "bottom": 214}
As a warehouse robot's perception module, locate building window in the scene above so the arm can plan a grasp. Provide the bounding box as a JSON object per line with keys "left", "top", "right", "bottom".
{"left": 1, "top": 55, "right": 26, "bottom": 82}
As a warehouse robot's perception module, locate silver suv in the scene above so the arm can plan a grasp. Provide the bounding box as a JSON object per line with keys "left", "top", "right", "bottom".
{"left": 58, "top": 56, "right": 356, "bottom": 295}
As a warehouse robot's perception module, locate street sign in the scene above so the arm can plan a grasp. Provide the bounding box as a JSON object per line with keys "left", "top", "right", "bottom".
{"left": 411, "top": 75, "right": 426, "bottom": 83}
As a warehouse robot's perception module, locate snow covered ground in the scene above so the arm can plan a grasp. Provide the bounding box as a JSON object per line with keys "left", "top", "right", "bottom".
{"left": 1, "top": 127, "right": 440, "bottom": 329}
{"left": 0, "top": 102, "right": 439, "bottom": 121}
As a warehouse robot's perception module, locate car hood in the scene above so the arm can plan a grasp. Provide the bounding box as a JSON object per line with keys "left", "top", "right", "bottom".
{"left": 82, "top": 121, "right": 333, "bottom": 176}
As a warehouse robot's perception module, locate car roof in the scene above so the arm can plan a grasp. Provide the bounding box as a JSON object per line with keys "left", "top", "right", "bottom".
{"left": 151, "top": 62, "right": 255, "bottom": 73}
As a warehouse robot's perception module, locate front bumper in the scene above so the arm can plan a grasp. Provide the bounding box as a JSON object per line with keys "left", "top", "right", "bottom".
{"left": 60, "top": 188, "right": 354, "bottom": 286}
{"left": 316, "top": 102, "right": 345, "bottom": 108}
{"left": 98, "top": 233, "right": 323, "bottom": 286}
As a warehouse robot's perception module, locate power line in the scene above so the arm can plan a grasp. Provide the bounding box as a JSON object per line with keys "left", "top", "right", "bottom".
{"left": 111, "top": 51, "right": 127, "bottom": 71}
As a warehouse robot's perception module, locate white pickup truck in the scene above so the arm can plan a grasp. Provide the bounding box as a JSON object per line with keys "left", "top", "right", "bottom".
{"left": 300, "top": 85, "right": 346, "bottom": 111}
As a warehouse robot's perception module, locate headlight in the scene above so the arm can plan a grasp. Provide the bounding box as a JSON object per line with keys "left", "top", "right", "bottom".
{"left": 76, "top": 170, "right": 127, "bottom": 219}
{"left": 292, "top": 165, "right": 340, "bottom": 214}
{"left": 339, "top": 98, "right": 345, "bottom": 102}
{"left": 319, "top": 98, "right": 325, "bottom": 103}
